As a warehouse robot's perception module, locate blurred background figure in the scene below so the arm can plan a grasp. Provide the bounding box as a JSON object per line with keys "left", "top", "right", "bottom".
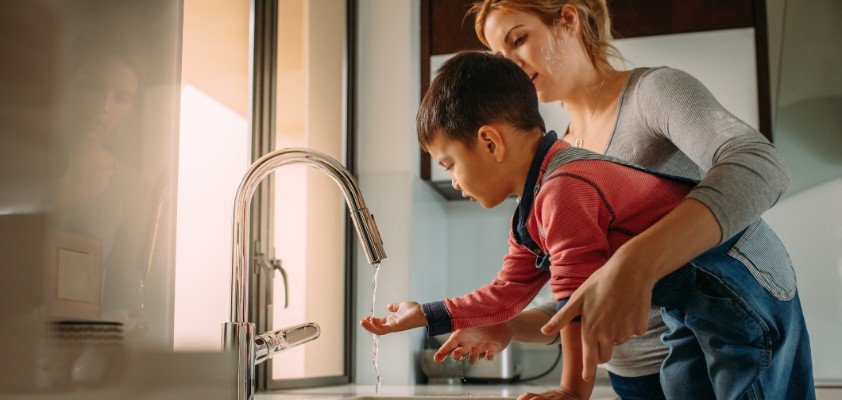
{"left": 53, "top": 28, "right": 156, "bottom": 336}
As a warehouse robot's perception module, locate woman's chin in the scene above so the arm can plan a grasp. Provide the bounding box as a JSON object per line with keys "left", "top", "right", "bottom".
{"left": 536, "top": 91, "right": 555, "bottom": 103}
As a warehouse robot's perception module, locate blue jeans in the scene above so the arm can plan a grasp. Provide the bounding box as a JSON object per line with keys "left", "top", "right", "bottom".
{"left": 651, "top": 232, "right": 815, "bottom": 400}
{"left": 608, "top": 372, "right": 665, "bottom": 400}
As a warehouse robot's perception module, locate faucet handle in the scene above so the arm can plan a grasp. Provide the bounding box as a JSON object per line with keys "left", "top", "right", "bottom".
{"left": 253, "top": 322, "right": 321, "bottom": 365}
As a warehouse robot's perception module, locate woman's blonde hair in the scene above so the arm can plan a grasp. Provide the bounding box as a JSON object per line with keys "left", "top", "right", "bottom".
{"left": 469, "top": 0, "right": 622, "bottom": 75}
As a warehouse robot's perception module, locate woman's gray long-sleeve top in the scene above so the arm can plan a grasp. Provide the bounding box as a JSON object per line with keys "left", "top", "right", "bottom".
{"left": 537, "top": 66, "right": 790, "bottom": 377}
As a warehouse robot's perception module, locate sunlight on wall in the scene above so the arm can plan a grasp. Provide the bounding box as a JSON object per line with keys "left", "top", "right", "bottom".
{"left": 173, "top": 84, "right": 248, "bottom": 350}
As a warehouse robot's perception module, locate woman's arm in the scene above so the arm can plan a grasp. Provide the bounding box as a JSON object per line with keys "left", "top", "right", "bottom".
{"left": 635, "top": 67, "right": 790, "bottom": 241}
{"left": 546, "top": 67, "right": 788, "bottom": 378}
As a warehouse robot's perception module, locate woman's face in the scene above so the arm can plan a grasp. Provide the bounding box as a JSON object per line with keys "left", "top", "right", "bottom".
{"left": 70, "top": 54, "right": 139, "bottom": 141}
{"left": 484, "top": 8, "right": 582, "bottom": 103}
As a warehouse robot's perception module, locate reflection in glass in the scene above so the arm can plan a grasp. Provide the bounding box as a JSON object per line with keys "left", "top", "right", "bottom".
{"left": 773, "top": 0, "right": 842, "bottom": 196}
{"left": 0, "top": 0, "right": 181, "bottom": 392}
{"left": 54, "top": 30, "right": 154, "bottom": 327}
{"left": 45, "top": 1, "right": 181, "bottom": 350}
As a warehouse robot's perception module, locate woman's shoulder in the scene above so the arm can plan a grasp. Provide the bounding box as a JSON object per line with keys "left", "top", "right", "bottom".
{"left": 620, "top": 67, "right": 713, "bottom": 115}
{"left": 633, "top": 66, "right": 695, "bottom": 80}
{"left": 631, "top": 66, "right": 706, "bottom": 95}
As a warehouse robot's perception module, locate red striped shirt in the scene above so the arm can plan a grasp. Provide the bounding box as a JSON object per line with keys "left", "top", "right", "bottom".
{"left": 443, "top": 140, "right": 693, "bottom": 331}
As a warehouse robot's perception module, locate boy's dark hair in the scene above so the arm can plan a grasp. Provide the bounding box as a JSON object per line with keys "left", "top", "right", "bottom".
{"left": 416, "top": 51, "right": 545, "bottom": 151}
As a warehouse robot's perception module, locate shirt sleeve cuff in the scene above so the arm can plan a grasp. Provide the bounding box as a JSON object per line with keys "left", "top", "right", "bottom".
{"left": 421, "top": 301, "right": 452, "bottom": 337}
{"left": 532, "top": 300, "right": 557, "bottom": 317}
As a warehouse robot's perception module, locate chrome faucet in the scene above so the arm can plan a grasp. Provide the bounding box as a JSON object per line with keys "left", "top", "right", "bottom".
{"left": 222, "top": 148, "right": 387, "bottom": 400}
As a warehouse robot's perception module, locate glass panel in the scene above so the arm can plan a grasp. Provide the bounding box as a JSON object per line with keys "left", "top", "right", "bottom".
{"left": 173, "top": 0, "right": 251, "bottom": 350}
{"left": 763, "top": 0, "right": 842, "bottom": 385}
{"left": 271, "top": 0, "right": 348, "bottom": 381}
{"left": 771, "top": 0, "right": 842, "bottom": 194}
{"left": 0, "top": 0, "right": 181, "bottom": 390}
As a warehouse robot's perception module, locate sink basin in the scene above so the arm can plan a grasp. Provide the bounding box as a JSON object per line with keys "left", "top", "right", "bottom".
{"left": 350, "top": 397, "right": 513, "bottom": 400}
{"left": 253, "top": 383, "right": 620, "bottom": 400}
{"left": 253, "top": 386, "right": 519, "bottom": 400}
{"left": 256, "top": 396, "right": 513, "bottom": 400}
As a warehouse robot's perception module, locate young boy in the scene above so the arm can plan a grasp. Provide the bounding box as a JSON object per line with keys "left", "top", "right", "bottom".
{"left": 360, "top": 51, "right": 814, "bottom": 399}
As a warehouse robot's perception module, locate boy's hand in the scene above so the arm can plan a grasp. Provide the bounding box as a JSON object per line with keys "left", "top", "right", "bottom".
{"left": 360, "top": 301, "right": 427, "bottom": 335}
{"left": 433, "top": 323, "right": 514, "bottom": 364}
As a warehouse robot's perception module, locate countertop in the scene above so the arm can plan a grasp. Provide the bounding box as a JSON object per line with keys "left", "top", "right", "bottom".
{"left": 257, "top": 383, "right": 842, "bottom": 400}
{"left": 255, "top": 384, "right": 620, "bottom": 400}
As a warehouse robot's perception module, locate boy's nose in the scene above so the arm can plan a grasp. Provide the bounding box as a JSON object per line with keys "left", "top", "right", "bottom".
{"left": 451, "top": 177, "right": 460, "bottom": 191}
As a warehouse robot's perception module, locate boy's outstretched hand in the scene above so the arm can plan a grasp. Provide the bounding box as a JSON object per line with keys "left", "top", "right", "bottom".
{"left": 433, "top": 323, "right": 513, "bottom": 364}
{"left": 360, "top": 301, "right": 428, "bottom": 335}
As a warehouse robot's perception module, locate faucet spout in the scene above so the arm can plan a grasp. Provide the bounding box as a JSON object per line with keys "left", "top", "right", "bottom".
{"left": 223, "top": 148, "right": 386, "bottom": 400}
{"left": 230, "top": 148, "right": 386, "bottom": 323}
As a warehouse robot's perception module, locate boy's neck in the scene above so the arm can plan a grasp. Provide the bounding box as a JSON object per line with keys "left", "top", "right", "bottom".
{"left": 513, "top": 130, "right": 554, "bottom": 198}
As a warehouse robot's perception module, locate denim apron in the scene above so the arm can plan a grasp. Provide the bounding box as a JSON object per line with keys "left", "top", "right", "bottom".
{"left": 511, "top": 140, "right": 698, "bottom": 273}
{"left": 513, "top": 136, "right": 815, "bottom": 400}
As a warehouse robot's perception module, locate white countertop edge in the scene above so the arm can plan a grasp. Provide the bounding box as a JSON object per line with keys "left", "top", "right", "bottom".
{"left": 255, "top": 384, "right": 620, "bottom": 400}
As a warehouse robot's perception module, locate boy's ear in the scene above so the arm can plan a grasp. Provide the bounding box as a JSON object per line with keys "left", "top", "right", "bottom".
{"left": 477, "top": 124, "right": 506, "bottom": 162}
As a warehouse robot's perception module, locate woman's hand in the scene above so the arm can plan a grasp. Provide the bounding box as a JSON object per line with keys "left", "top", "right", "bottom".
{"left": 517, "top": 387, "right": 584, "bottom": 400}
{"left": 433, "top": 322, "right": 514, "bottom": 364}
{"left": 360, "top": 301, "right": 427, "bottom": 335}
{"left": 541, "top": 255, "right": 652, "bottom": 382}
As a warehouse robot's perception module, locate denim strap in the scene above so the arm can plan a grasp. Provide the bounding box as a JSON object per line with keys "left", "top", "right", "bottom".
{"left": 511, "top": 131, "right": 557, "bottom": 271}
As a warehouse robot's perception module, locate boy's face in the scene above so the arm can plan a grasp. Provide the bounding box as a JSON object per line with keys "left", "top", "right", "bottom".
{"left": 426, "top": 131, "right": 510, "bottom": 208}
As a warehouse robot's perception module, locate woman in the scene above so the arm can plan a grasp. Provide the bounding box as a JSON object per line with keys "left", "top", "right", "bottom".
{"left": 435, "top": 1, "right": 808, "bottom": 399}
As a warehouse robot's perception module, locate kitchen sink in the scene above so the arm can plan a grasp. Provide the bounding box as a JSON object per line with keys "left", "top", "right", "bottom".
{"left": 349, "top": 397, "right": 513, "bottom": 400}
